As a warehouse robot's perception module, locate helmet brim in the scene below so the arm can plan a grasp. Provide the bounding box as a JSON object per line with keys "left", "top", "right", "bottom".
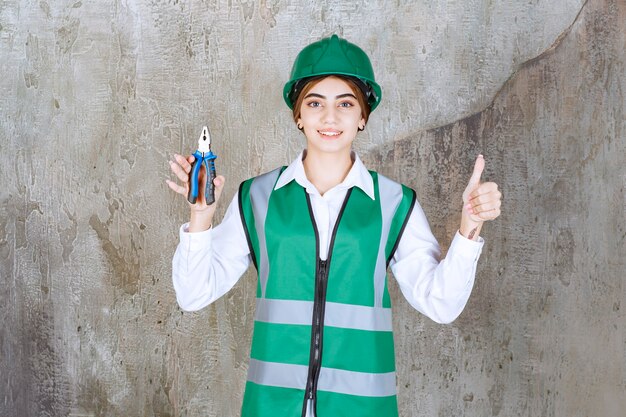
{"left": 283, "top": 73, "right": 382, "bottom": 111}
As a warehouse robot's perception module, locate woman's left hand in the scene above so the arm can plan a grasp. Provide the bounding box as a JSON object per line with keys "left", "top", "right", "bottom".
{"left": 462, "top": 155, "right": 502, "bottom": 222}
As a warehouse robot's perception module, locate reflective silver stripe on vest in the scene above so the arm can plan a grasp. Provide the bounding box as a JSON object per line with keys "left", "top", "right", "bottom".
{"left": 248, "top": 359, "right": 397, "bottom": 397}
{"left": 248, "top": 359, "right": 308, "bottom": 391}
{"left": 249, "top": 169, "right": 282, "bottom": 298}
{"left": 374, "top": 175, "right": 404, "bottom": 308}
{"left": 255, "top": 298, "right": 392, "bottom": 331}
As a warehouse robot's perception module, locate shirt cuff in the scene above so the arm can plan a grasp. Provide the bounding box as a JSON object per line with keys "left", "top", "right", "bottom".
{"left": 179, "top": 222, "right": 213, "bottom": 252}
{"left": 448, "top": 230, "right": 484, "bottom": 262}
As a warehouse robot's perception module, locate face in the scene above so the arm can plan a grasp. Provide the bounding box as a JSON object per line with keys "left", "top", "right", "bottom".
{"left": 297, "top": 76, "right": 365, "bottom": 157}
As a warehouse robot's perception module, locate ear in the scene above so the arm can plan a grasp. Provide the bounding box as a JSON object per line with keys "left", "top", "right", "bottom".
{"left": 358, "top": 116, "right": 365, "bottom": 131}
{"left": 296, "top": 118, "right": 303, "bottom": 130}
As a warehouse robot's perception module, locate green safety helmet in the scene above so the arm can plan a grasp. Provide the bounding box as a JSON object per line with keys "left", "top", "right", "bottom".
{"left": 283, "top": 34, "right": 382, "bottom": 111}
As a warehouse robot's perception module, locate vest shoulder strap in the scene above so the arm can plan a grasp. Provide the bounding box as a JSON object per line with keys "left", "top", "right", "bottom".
{"left": 374, "top": 172, "right": 417, "bottom": 266}
{"left": 238, "top": 167, "right": 284, "bottom": 270}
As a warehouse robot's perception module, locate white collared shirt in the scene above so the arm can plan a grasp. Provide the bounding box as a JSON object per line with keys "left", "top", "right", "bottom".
{"left": 274, "top": 151, "right": 375, "bottom": 260}
{"left": 172, "top": 151, "right": 484, "bottom": 324}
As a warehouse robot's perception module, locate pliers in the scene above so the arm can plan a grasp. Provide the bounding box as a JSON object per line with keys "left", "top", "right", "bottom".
{"left": 187, "top": 126, "right": 218, "bottom": 205}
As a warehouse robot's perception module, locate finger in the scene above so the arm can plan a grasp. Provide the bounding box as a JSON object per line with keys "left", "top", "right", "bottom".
{"left": 467, "top": 154, "right": 485, "bottom": 188}
{"left": 466, "top": 206, "right": 495, "bottom": 220}
{"left": 174, "top": 154, "right": 193, "bottom": 174}
{"left": 469, "top": 191, "right": 501, "bottom": 208}
{"left": 469, "top": 199, "right": 501, "bottom": 214}
{"left": 169, "top": 160, "right": 190, "bottom": 183}
{"left": 213, "top": 175, "right": 225, "bottom": 190}
{"left": 213, "top": 175, "right": 226, "bottom": 202}
{"left": 476, "top": 207, "right": 501, "bottom": 221}
{"left": 165, "top": 179, "right": 187, "bottom": 196}
{"left": 469, "top": 183, "right": 500, "bottom": 201}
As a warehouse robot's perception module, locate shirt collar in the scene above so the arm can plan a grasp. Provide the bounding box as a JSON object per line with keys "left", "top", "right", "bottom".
{"left": 274, "top": 150, "right": 375, "bottom": 200}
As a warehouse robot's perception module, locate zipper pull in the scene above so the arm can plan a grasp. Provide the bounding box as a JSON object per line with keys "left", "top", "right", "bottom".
{"left": 319, "top": 259, "right": 327, "bottom": 276}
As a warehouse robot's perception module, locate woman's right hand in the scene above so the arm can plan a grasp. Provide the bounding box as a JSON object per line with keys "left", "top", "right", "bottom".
{"left": 166, "top": 153, "right": 226, "bottom": 232}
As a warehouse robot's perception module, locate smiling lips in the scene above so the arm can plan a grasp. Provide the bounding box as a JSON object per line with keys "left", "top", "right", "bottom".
{"left": 319, "top": 130, "right": 342, "bottom": 138}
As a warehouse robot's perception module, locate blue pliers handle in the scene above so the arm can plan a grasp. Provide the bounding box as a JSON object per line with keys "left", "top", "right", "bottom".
{"left": 187, "top": 126, "right": 218, "bottom": 205}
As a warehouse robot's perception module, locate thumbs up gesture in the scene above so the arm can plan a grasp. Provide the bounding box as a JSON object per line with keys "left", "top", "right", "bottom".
{"left": 462, "top": 155, "right": 502, "bottom": 223}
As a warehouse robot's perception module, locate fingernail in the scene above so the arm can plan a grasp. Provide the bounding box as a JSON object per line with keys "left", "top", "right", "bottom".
{"left": 478, "top": 154, "right": 484, "bottom": 158}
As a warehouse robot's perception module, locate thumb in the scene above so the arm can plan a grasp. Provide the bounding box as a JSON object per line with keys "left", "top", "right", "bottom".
{"left": 213, "top": 175, "right": 226, "bottom": 201}
{"left": 467, "top": 154, "right": 484, "bottom": 187}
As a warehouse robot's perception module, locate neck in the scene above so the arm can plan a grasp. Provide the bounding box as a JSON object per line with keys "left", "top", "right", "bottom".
{"left": 303, "top": 149, "right": 353, "bottom": 195}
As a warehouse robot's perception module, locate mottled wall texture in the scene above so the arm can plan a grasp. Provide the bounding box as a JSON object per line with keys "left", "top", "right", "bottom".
{"left": 1, "top": 0, "right": 624, "bottom": 416}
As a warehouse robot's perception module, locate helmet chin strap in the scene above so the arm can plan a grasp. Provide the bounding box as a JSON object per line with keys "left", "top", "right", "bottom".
{"left": 350, "top": 77, "right": 377, "bottom": 107}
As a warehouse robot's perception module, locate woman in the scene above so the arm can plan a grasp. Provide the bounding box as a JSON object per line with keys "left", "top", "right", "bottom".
{"left": 167, "top": 34, "right": 501, "bottom": 417}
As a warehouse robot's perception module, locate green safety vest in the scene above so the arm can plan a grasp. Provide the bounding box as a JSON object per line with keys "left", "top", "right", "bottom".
{"left": 238, "top": 167, "right": 416, "bottom": 417}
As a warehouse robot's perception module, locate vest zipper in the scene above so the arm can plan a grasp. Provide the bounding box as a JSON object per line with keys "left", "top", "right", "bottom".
{"left": 306, "top": 258, "right": 328, "bottom": 400}
{"left": 302, "top": 189, "right": 353, "bottom": 417}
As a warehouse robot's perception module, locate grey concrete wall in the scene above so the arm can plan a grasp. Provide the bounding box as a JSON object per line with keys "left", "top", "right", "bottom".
{"left": 0, "top": 0, "right": 623, "bottom": 416}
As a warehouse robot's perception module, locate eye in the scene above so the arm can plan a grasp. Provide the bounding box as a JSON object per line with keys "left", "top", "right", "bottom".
{"left": 306, "top": 100, "right": 321, "bottom": 108}
{"left": 338, "top": 101, "right": 354, "bottom": 108}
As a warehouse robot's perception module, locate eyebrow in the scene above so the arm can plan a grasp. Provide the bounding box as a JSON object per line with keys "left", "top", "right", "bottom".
{"left": 304, "top": 93, "right": 358, "bottom": 100}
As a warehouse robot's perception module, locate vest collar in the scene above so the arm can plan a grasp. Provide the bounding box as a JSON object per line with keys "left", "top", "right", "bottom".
{"left": 274, "top": 150, "right": 375, "bottom": 200}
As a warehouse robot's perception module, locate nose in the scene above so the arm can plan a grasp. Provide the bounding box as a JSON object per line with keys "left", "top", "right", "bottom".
{"left": 322, "top": 105, "right": 338, "bottom": 124}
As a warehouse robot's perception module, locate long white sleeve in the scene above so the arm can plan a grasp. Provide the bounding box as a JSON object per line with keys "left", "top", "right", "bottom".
{"left": 171, "top": 192, "right": 251, "bottom": 311}
{"left": 390, "top": 201, "right": 484, "bottom": 324}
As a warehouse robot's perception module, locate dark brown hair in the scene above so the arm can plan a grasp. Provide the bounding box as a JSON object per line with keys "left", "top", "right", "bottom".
{"left": 292, "top": 75, "right": 372, "bottom": 129}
